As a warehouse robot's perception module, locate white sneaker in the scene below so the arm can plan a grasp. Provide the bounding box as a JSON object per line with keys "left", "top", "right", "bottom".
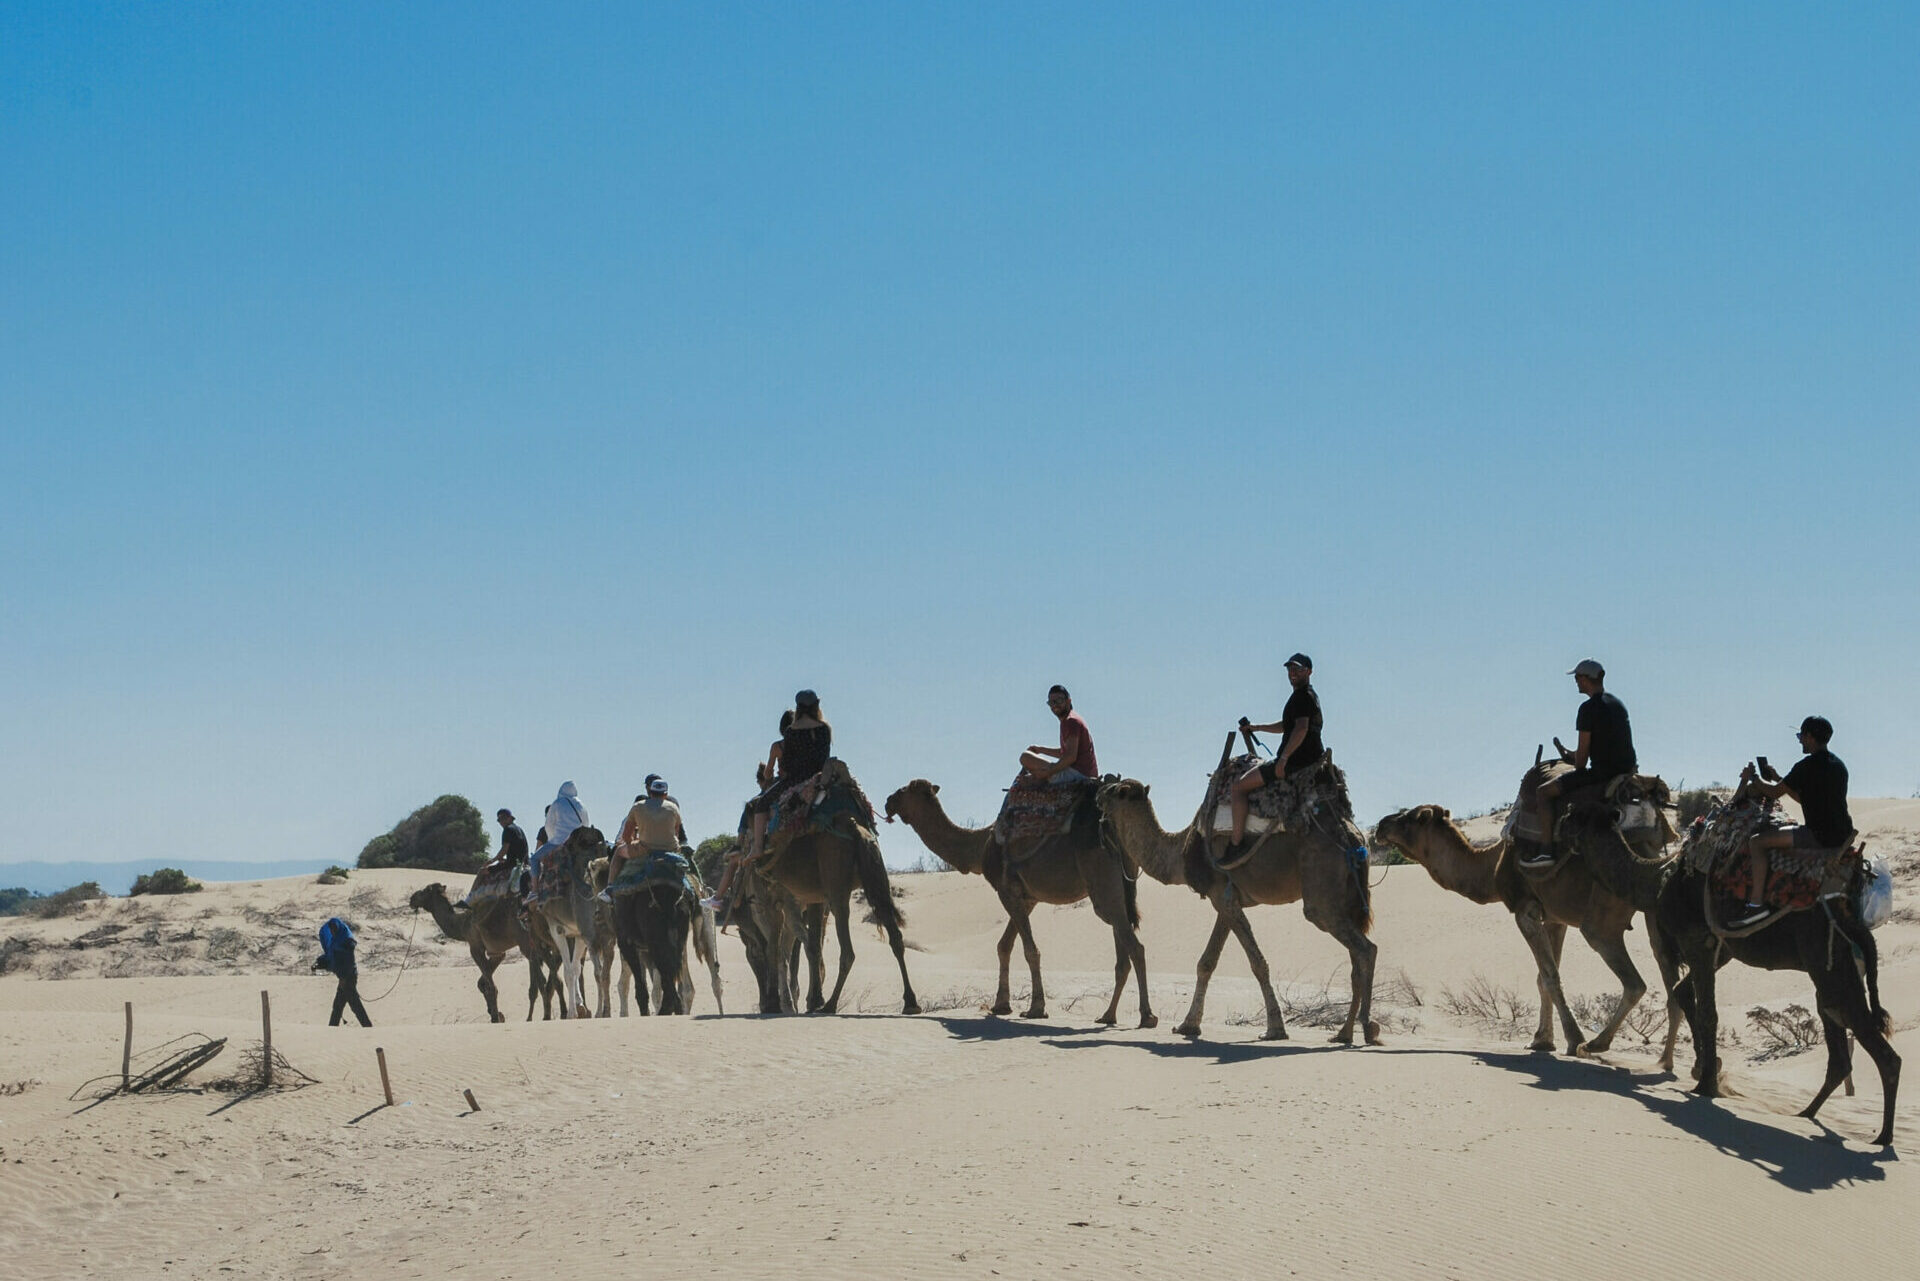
{"left": 595, "top": 889, "right": 612, "bottom": 904}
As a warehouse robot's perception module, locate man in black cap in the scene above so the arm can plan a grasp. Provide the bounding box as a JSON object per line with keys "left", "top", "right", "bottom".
{"left": 1728, "top": 716, "right": 1853, "bottom": 927}
{"left": 497, "top": 809, "right": 529, "bottom": 868}
{"left": 1222, "top": 654, "right": 1323, "bottom": 865}
{"left": 1532, "top": 658, "right": 1636, "bottom": 848}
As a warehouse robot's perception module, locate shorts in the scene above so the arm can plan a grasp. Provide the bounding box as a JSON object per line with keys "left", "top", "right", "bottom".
{"left": 1049, "top": 768, "right": 1090, "bottom": 787}
{"left": 1791, "top": 825, "right": 1844, "bottom": 852}
{"left": 1257, "top": 752, "right": 1323, "bottom": 788}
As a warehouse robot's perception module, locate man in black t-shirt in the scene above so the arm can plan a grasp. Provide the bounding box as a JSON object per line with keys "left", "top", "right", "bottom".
{"left": 1223, "top": 654, "right": 1325, "bottom": 866}
{"left": 1729, "top": 716, "right": 1854, "bottom": 927}
{"left": 1533, "top": 659, "right": 1638, "bottom": 845}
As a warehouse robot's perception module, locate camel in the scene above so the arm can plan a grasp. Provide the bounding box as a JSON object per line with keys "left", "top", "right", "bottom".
{"left": 1372, "top": 805, "right": 1682, "bottom": 1065}
{"left": 884, "top": 779, "right": 1154, "bottom": 1027}
{"left": 1564, "top": 798, "right": 1901, "bottom": 1146}
{"left": 606, "top": 858, "right": 725, "bottom": 1017}
{"left": 1095, "top": 776, "right": 1379, "bottom": 1044}
{"left": 526, "top": 827, "right": 619, "bottom": 1018}
{"left": 730, "top": 853, "right": 813, "bottom": 1014}
{"left": 408, "top": 880, "right": 563, "bottom": 1022}
{"left": 757, "top": 798, "right": 920, "bottom": 1015}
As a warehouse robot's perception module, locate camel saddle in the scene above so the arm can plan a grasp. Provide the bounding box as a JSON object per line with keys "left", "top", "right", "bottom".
{"left": 1504, "top": 761, "right": 1675, "bottom": 871}
{"left": 1686, "top": 798, "right": 1864, "bottom": 934}
{"left": 994, "top": 774, "right": 1100, "bottom": 850}
{"left": 1199, "top": 754, "right": 1353, "bottom": 842}
{"left": 525, "top": 845, "right": 586, "bottom": 906}
{"left": 464, "top": 859, "right": 527, "bottom": 906}
{"left": 607, "top": 849, "right": 699, "bottom": 900}
{"left": 763, "top": 759, "right": 880, "bottom": 866}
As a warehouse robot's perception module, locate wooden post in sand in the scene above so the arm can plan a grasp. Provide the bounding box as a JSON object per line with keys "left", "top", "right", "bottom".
{"left": 463, "top": 1088, "right": 480, "bottom": 1112}
{"left": 259, "top": 990, "right": 273, "bottom": 1087}
{"left": 376, "top": 1047, "right": 395, "bottom": 1106}
{"left": 121, "top": 1002, "right": 133, "bottom": 1093}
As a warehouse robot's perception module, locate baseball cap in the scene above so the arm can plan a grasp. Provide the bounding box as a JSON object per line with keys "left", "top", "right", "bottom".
{"left": 648, "top": 777, "right": 671, "bottom": 796}
{"left": 1568, "top": 659, "right": 1605, "bottom": 679}
{"left": 1285, "top": 653, "right": 1312, "bottom": 670}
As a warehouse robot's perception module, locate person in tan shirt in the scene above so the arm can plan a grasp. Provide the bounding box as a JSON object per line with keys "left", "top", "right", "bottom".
{"left": 609, "top": 777, "right": 687, "bottom": 889}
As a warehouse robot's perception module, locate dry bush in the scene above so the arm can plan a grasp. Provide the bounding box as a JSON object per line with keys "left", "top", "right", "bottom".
{"left": 205, "top": 927, "right": 245, "bottom": 963}
{"left": 1375, "top": 967, "right": 1424, "bottom": 1008}
{"left": 1566, "top": 993, "right": 1678, "bottom": 1047}
{"left": 348, "top": 884, "right": 386, "bottom": 915}
{"left": 0, "top": 1079, "right": 38, "bottom": 1096}
{"left": 1439, "top": 974, "right": 1536, "bottom": 1034}
{"left": 0, "top": 936, "right": 35, "bottom": 975}
{"left": 1747, "top": 1004, "right": 1821, "bottom": 1056}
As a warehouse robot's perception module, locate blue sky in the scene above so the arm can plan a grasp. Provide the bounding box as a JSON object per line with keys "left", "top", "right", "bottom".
{"left": 3, "top": 4, "right": 1916, "bottom": 870}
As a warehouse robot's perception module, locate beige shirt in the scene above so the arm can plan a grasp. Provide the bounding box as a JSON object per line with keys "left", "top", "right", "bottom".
{"left": 622, "top": 797, "right": 684, "bottom": 852}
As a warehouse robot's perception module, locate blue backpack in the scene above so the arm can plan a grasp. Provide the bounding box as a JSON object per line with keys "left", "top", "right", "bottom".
{"left": 318, "top": 917, "right": 356, "bottom": 969}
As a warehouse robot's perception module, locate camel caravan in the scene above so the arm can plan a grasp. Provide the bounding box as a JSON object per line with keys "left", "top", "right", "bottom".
{"left": 411, "top": 669, "right": 1902, "bottom": 1148}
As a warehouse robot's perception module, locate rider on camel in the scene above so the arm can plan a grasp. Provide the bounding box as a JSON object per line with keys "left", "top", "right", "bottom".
{"left": 1531, "top": 659, "right": 1635, "bottom": 851}
{"left": 1018, "top": 685, "right": 1097, "bottom": 786}
{"left": 1222, "top": 653, "right": 1323, "bottom": 867}
{"left": 1728, "top": 716, "right": 1852, "bottom": 928}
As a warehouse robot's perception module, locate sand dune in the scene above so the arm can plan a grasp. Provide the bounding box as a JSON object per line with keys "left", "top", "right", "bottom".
{"left": 2, "top": 802, "right": 1914, "bottom": 1278}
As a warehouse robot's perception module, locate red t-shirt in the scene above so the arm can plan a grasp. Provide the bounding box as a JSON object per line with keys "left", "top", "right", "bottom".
{"left": 1060, "top": 711, "right": 1098, "bottom": 776}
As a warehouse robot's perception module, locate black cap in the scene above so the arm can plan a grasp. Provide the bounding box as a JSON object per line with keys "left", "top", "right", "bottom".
{"left": 497, "top": 808, "right": 514, "bottom": 820}
{"left": 795, "top": 688, "right": 820, "bottom": 708}
{"left": 1285, "top": 653, "right": 1313, "bottom": 670}
{"left": 1798, "top": 715, "right": 1834, "bottom": 745}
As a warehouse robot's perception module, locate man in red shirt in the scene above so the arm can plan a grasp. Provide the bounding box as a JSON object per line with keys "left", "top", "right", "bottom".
{"left": 1020, "top": 685, "right": 1099, "bottom": 785}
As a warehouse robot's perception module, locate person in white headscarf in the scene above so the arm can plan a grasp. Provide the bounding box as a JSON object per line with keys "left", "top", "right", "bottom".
{"left": 530, "top": 781, "right": 588, "bottom": 879}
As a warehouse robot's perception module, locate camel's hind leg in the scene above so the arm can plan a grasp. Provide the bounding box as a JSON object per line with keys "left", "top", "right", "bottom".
{"left": 1228, "top": 909, "right": 1288, "bottom": 1042}
{"left": 1645, "top": 917, "right": 1684, "bottom": 1072}
{"left": 819, "top": 900, "right": 857, "bottom": 1015}
{"left": 1175, "top": 914, "right": 1233, "bottom": 1038}
{"left": 802, "top": 906, "right": 828, "bottom": 1012}
{"left": 472, "top": 940, "right": 506, "bottom": 1024}
{"left": 990, "top": 915, "right": 1020, "bottom": 1016}
{"left": 1808, "top": 967, "right": 1902, "bottom": 1146}
{"left": 1577, "top": 924, "right": 1647, "bottom": 1055}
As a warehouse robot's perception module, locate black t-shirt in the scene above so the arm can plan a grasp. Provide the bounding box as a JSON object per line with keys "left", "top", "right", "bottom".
{"left": 500, "top": 822, "right": 529, "bottom": 864}
{"left": 1576, "top": 692, "right": 1636, "bottom": 780}
{"left": 1282, "top": 684, "right": 1324, "bottom": 772}
{"left": 1784, "top": 750, "right": 1852, "bottom": 847}
{"left": 783, "top": 723, "right": 832, "bottom": 781}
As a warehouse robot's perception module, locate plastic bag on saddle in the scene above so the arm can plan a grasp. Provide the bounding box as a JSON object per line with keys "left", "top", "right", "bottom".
{"left": 1202, "top": 754, "right": 1350, "bottom": 836}
{"left": 994, "top": 774, "right": 1096, "bottom": 844}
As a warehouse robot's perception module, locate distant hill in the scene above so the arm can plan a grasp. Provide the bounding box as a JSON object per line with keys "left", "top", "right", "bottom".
{"left": 0, "top": 858, "right": 332, "bottom": 897}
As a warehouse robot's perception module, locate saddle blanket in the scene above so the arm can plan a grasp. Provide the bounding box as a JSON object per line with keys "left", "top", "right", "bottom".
{"left": 764, "top": 761, "right": 881, "bottom": 861}
{"left": 608, "top": 850, "right": 698, "bottom": 899}
{"left": 994, "top": 775, "right": 1095, "bottom": 844}
{"left": 526, "top": 848, "right": 575, "bottom": 907}
{"left": 1201, "top": 755, "right": 1350, "bottom": 836}
{"left": 1502, "top": 764, "right": 1672, "bottom": 846}
{"left": 465, "top": 859, "right": 525, "bottom": 906}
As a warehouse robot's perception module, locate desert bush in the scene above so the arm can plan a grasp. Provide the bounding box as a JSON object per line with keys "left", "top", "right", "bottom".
{"left": 691, "top": 834, "right": 736, "bottom": 888}
{"left": 31, "top": 882, "right": 105, "bottom": 919}
{"left": 1566, "top": 992, "right": 1677, "bottom": 1047}
{"left": 1439, "top": 974, "right": 1535, "bottom": 1032}
{"left": 1672, "top": 783, "right": 1729, "bottom": 829}
{"left": 0, "top": 887, "right": 33, "bottom": 917}
{"left": 205, "top": 927, "right": 245, "bottom": 962}
{"left": 356, "top": 794, "right": 488, "bottom": 872}
{"left": 1747, "top": 1003, "right": 1821, "bottom": 1055}
{"left": 0, "top": 936, "right": 35, "bottom": 975}
{"left": 130, "top": 867, "right": 202, "bottom": 896}
{"left": 317, "top": 865, "right": 350, "bottom": 885}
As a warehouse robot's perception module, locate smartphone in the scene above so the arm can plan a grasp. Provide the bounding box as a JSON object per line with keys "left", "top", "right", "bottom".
{"left": 1757, "top": 756, "right": 1771, "bottom": 774}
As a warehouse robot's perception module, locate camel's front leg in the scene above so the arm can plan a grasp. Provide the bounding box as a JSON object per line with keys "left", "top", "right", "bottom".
{"left": 819, "top": 905, "right": 857, "bottom": 1015}
{"left": 1127, "top": 921, "right": 1155, "bottom": 1030}
{"left": 1176, "top": 913, "right": 1234, "bottom": 1039}
{"left": 1644, "top": 915, "right": 1683, "bottom": 1072}
{"left": 1096, "top": 920, "right": 1129, "bottom": 1026}
{"left": 990, "top": 915, "right": 1019, "bottom": 1016}
{"left": 1515, "top": 909, "right": 1581, "bottom": 1052}
{"left": 1226, "top": 909, "right": 1287, "bottom": 1041}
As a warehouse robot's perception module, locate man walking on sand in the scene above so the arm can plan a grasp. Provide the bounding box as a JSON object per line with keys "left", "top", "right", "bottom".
{"left": 313, "top": 916, "right": 372, "bottom": 1027}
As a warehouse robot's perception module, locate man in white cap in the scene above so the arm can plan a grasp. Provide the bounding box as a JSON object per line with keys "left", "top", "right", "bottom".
{"left": 1532, "top": 659, "right": 1636, "bottom": 847}
{"left": 530, "top": 781, "right": 589, "bottom": 881}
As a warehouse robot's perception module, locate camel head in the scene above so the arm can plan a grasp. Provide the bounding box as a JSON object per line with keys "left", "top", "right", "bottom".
{"left": 1093, "top": 777, "right": 1154, "bottom": 835}
{"left": 1372, "top": 805, "right": 1455, "bottom": 863}
{"left": 408, "top": 882, "right": 451, "bottom": 913}
{"left": 883, "top": 779, "right": 940, "bottom": 825}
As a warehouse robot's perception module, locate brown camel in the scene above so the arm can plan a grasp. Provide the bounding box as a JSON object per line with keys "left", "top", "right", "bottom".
{"left": 1096, "top": 777, "right": 1379, "bottom": 1044}
{"left": 884, "top": 779, "right": 1154, "bottom": 1027}
{"left": 757, "top": 811, "right": 919, "bottom": 1016}
{"left": 408, "top": 881, "right": 563, "bottom": 1022}
{"left": 1372, "top": 805, "right": 1682, "bottom": 1065}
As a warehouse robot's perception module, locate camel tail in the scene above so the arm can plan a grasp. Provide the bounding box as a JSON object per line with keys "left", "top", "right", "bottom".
{"left": 852, "top": 827, "right": 906, "bottom": 932}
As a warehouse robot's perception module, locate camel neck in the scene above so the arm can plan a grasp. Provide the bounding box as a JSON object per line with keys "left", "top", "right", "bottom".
{"left": 901, "top": 797, "right": 990, "bottom": 874}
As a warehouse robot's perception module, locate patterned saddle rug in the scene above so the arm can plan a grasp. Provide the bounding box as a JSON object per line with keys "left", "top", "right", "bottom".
{"left": 465, "top": 859, "right": 526, "bottom": 906}
{"left": 1688, "top": 798, "right": 1861, "bottom": 923}
{"left": 994, "top": 775, "right": 1098, "bottom": 845}
{"left": 1199, "top": 755, "right": 1352, "bottom": 837}
{"left": 764, "top": 760, "right": 880, "bottom": 863}
{"left": 1503, "top": 761, "right": 1675, "bottom": 866}
{"left": 608, "top": 850, "right": 699, "bottom": 900}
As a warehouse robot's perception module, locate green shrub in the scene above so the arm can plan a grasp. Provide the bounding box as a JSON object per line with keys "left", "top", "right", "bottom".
{"left": 1673, "top": 783, "right": 1728, "bottom": 828}
{"left": 357, "top": 795, "right": 488, "bottom": 873}
{"left": 692, "top": 834, "right": 737, "bottom": 888}
{"left": 0, "top": 887, "right": 33, "bottom": 917}
{"left": 129, "top": 867, "right": 203, "bottom": 896}
{"left": 317, "top": 865, "right": 351, "bottom": 885}
{"left": 31, "top": 882, "right": 105, "bottom": 919}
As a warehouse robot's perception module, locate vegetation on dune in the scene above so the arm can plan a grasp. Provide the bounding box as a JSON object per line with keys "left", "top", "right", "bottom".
{"left": 692, "top": 833, "right": 736, "bottom": 888}
{"left": 356, "top": 794, "right": 488, "bottom": 873}
{"left": 130, "top": 867, "right": 203, "bottom": 896}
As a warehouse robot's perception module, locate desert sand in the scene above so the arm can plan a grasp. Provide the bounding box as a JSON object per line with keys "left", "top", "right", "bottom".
{"left": 2, "top": 800, "right": 1915, "bottom": 1279}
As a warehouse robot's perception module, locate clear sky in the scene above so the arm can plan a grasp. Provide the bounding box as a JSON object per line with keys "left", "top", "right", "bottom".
{"left": 3, "top": 4, "right": 1916, "bottom": 870}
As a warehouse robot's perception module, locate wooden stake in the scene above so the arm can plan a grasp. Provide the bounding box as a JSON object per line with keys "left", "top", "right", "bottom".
{"left": 376, "top": 1046, "right": 395, "bottom": 1106}
{"left": 259, "top": 990, "right": 273, "bottom": 1087}
{"left": 463, "top": 1088, "right": 480, "bottom": 1112}
{"left": 122, "top": 1002, "right": 133, "bottom": 1093}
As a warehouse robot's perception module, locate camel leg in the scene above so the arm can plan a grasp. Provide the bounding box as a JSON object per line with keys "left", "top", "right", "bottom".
{"left": 1811, "top": 968, "right": 1902, "bottom": 1146}
{"left": 592, "top": 941, "right": 614, "bottom": 1018}
{"left": 882, "top": 914, "right": 921, "bottom": 1016}
{"left": 1128, "top": 923, "right": 1155, "bottom": 1030}
{"left": 990, "top": 916, "right": 1020, "bottom": 1016}
{"left": 471, "top": 939, "right": 505, "bottom": 1024}
{"left": 1529, "top": 927, "right": 1559, "bottom": 1051}
{"left": 1176, "top": 913, "right": 1233, "bottom": 1038}
{"left": 1644, "top": 915, "right": 1684, "bottom": 1072}
{"left": 803, "top": 906, "right": 828, "bottom": 1013}
{"left": 819, "top": 902, "right": 857, "bottom": 1015}
{"left": 1307, "top": 897, "right": 1378, "bottom": 1046}
{"left": 615, "top": 933, "right": 652, "bottom": 1017}
{"left": 1688, "top": 952, "right": 1723, "bottom": 1098}
{"left": 548, "top": 924, "right": 581, "bottom": 1019}
{"left": 1578, "top": 925, "right": 1646, "bottom": 1055}
{"left": 1515, "top": 909, "right": 1583, "bottom": 1053}
{"left": 1096, "top": 921, "right": 1129, "bottom": 1027}
{"left": 617, "top": 955, "right": 632, "bottom": 1017}
{"left": 1227, "top": 909, "right": 1288, "bottom": 1042}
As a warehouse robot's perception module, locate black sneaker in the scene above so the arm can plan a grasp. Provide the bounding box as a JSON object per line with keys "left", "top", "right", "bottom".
{"left": 1217, "top": 837, "right": 1253, "bottom": 869}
